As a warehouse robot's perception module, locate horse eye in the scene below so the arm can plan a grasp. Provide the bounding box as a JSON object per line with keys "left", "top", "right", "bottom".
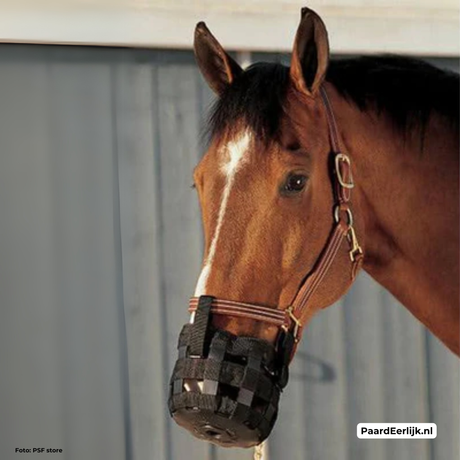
{"left": 282, "top": 174, "right": 308, "bottom": 194}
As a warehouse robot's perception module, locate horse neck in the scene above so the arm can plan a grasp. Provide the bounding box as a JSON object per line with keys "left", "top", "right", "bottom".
{"left": 325, "top": 82, "right": 459, "bottom": 354}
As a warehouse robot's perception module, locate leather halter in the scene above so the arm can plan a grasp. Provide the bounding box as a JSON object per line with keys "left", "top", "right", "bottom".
{"left": 189, "top": 86, "right": 363, "bottom": 357}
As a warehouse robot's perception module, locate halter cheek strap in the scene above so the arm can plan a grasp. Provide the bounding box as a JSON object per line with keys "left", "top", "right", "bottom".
{"left": 286, "top": 86, "right": 364, "bottom": 341}
{"left": 189, "top": 85, "right": 363, "bottom": 358}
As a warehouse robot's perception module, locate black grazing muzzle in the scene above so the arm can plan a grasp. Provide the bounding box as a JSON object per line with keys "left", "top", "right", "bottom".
{"left": 168, "top": 296, "right": 294, "bottom": 447}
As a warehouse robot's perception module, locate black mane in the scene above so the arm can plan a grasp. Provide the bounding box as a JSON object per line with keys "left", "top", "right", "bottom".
{"left": 328, "top": 56, "right": 459, "bottom": 135}
{"left": 207, "top": 55, "right": 459, "bottom": 141}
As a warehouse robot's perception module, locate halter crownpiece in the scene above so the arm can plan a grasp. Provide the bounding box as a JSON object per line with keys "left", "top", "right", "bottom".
{"left": 168, "top": 85, "right": 364, "bottom": 447}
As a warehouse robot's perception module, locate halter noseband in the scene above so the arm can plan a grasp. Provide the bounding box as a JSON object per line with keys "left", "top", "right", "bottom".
{"left": 188, "top": 86, "right": 364, "bottom": 352}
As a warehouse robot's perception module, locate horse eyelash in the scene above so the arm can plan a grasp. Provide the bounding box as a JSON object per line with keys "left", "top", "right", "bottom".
{"left": 190, "top": 183, "right": 196, "bottom": 189}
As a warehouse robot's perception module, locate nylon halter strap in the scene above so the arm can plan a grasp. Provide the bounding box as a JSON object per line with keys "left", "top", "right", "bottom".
{"left": 189, "top": 85, "right": 363, "bottom": 353}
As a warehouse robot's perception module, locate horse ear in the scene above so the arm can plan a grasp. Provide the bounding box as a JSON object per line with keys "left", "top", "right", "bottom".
{"left": 290, "top": 8, "right": 330, "bottom": 97}
{"left": 194, "top": 22, "right": 243, "bottom": 95}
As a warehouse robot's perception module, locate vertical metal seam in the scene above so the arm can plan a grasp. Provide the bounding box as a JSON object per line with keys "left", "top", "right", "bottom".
{"left": 151, "top": 54, "right": 173, "bottom": 460}
{"left": 110, "top": 54, "right": 134, "bottom": 460}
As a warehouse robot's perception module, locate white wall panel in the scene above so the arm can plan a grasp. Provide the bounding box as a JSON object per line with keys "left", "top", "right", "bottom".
{"left": 0, "top": 1, "right": 458, "bottom": 55}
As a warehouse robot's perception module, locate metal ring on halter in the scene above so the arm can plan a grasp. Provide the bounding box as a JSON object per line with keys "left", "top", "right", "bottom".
{"left": 334, "top": 205, "right": 353, "bottom": 227}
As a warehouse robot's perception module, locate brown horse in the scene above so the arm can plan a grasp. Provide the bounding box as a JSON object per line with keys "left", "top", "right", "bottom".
{"left": 191, "top": 9, "right": 459, "bottom": 354}
{"left": 169, "top": 6, "right": 459, "bottom": 449}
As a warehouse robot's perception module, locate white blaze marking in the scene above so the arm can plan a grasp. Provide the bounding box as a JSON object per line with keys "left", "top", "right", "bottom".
{"left": 193, "top": 131, "right": 252, "bottom": 303}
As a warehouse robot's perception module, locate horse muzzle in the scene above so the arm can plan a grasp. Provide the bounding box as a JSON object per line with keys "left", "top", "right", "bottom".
{"left": 168, "top": 296, "right": 293, "bottom": 447}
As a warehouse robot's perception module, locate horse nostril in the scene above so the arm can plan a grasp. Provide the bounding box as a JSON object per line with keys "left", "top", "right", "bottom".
{"left": 203, "top": 425, "right": 223, "bottom": 440}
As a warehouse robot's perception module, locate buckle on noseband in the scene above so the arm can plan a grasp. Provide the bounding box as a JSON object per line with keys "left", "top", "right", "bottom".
{"left": 335, "top": 153, "right": 354, "bottom": 189}
{"left": 281, "top": 306, "right": 302, "bottom": 343}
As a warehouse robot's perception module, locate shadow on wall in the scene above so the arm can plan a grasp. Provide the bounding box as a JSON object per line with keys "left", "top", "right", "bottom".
{"left": 290, "top": 352, "right": 336, "bottom": 383}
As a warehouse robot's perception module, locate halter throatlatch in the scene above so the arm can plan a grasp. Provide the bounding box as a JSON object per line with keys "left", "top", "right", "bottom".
{"left": 168, "top": 86, "right": 364, "bottom": 447}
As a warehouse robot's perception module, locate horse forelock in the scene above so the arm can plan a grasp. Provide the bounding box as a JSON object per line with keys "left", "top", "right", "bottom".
{"left": 206, "top": 62, "right": 291, "bottom": 145}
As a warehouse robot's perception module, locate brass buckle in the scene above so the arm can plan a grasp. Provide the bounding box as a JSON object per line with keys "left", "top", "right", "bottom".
{"left": 282, "top": 306, "right": 302, "bottom": 343}
{"left": 335, "top": 153, "right": 354, "bottom": 189}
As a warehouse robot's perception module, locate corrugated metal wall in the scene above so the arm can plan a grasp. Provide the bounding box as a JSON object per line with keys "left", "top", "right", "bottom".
{"left": 0, "top": 45, "right": 458, "bottom": 460}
